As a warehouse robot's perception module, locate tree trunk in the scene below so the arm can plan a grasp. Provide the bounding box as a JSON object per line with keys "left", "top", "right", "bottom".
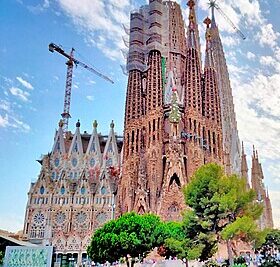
{"left": 185, "top": 260, "right": 189, "bottom": 267}
{"left": 126, "top": 257, "right": 134, "bottom": 267}
{"left": 227, "top": 239, "right": 234, "bottom": 266}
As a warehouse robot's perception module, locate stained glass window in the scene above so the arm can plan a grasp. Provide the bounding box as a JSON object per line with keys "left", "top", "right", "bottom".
{"left": 61, "top": 186, "right": 65, "bottom": 195}
{"left": 81, "top": 187, "right": 86, "bottom": 195}
{"left": 90, "top": 158, "right": 95, "bottom": 167}
{"left": 76, "top": 211, "right": 87, "bottom": 224}
{"left": 72, "top": 158, "right": 78, "bottom": 167}
{"left": 40, "top": 186, "right": 45, "bottom": 194}
{"left": 101, "top": 186, "right": 107, "bottom": 195}
{"left": 54, "top": 158, "right": 60, "bottom": 167}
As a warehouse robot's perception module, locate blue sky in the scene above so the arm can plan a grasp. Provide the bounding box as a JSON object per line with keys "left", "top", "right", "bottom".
{"left": 0, "top": 0, "right": 280, "bottom": 232}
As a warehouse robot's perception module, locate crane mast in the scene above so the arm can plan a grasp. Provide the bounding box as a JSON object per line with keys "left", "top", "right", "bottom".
{"left": 62, "top": 48, "right": 74, "bottom": 130}
{"left": 209, "top": 0, "right": 246, "bottom": 40}
{"left": 49, "top": 43, "right": 114, "bottom": 132}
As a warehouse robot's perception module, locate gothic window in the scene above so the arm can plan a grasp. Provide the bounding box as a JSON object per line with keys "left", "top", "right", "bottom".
{"left": 54, "top": 158, "right": 60, "bottom": 167}
{"left": 169, "top": 173, "right": 181, "bottom": 187}
{"left": 70, "top": 172, "right": 73, "bottom": 179}
{"left": 96, "top": 212, "right": 108, "bottom": 224}
{"left": 33, "top": 212, "right": 45, "bottom": 225}
{"left": 61, "top": 186, "right": 65, "bottom": 195}
{"left": 39, "top": 186, "right": 45, "bottom": 195}
{"left": 90, "top": 158, "right": 95, "bottom": 167}
{"left": 56, "top": 142, "right": 60, "bottom": 151}
{"left": 106, "top": 158, "right": 113, "bottom": 167}
{"left": 108, "top": 144, "right": 113, "bottom": 152}
{"left": 72, "top": 158, "right": 78, "bottom": 167}
{"left": 76, "top": 211, "right": 87, "bottom": 224}
{"left": 51, "top": 172, "right": 55, "bottom": 180}
{"left": 101, "top": 186, "right": 107, "bottom": 195}
{"left": 55, "top": 211, "right": 66, "bottom": 225}
{"left": 74, "top": 141, "right": 78, "bottom": 152}
{"left": 90, "top": 141, "right": 96, "bottom": 152}
{"left": 81, "top": 187, "right": 86, "bottom": 195}
{"left": 74, "top": 172, "right": 78, "bottom": 179}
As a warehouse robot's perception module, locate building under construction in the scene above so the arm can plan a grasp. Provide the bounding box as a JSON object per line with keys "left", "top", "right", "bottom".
{"left": 22, "top": 0, "right": 273, "bottom": 265}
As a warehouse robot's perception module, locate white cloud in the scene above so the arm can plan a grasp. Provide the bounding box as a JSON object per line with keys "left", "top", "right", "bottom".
{"left": 0, "top": 114, "right": 9, "bottom": 128}
{"left": 27, "top": 0, "right": 50, "bottom": 14}
{"left": 259, "top": 56, "right": 275, "bottom": 66}
{"left": 246, "top": 51, "right": 256, "bottom": 60}
{"left": 257, "top": 23, "right": 280, "bottom": 48}
{"left": 0, "top": 213, "right": 23, "bottom": 232}
{"left": 0, "top": 113, "right": 30, "bottom": 132}
{"left": 88, "top": 79, "right": 96, "bottom": 85}
{"left": 16, "top": 76, "right": 34, "bottom": 90}
{"left": 0, "top": 100, "right": 11, "bottom": 112}
{"left": 86, "top": 95, "right": 94, "bottom": 101}
{"left": 221, "top": 36, "right": 240, "bottom": 47}
{"left": 9, "top": 87, "right": 30, "bottom": 102}
{"left": 57, "top": 0, "right": 134, "bottom": 61}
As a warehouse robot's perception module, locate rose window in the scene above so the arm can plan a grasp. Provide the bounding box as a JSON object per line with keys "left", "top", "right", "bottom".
{"left": 76, "top": 211, "right": 87, "bottom": 224}
{"left": 33, "top": 212, "right": 45, "bottom": 225}
{"left": 96, "top": 212, "right": 107, "bottom": 224}
{"left": 55, "top": 211, "right": 66, "bottom": 225}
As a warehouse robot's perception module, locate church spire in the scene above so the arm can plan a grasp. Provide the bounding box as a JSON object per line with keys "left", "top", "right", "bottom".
{"left": 203, "top": 17, "right": 221, "bottom": 124}
{"left": 204, "top": 17, "right": 215, "bottom": 68}
{"left": 52, "top": 119, "right": 66, "bottom": 154}
{"left": 185, "top": 0, "right": 203, "bottom": 115}
{"left": 241, "top": 141, "right": 249, "bottom": 187}
{"left": 186, "top": 0, "right": 200, "bottom": 50}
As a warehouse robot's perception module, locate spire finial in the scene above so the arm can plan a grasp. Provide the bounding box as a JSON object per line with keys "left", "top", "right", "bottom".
{"left": 242, "top": 141, "right": 245, "bottom": 154}
{"left": 76, "top": 119, "right": 80, "bottom": 128}
{"left": 59, "top": 119, "right": 64, "bottom": 128}
{"left": 187, "top": 0, "right": 195, "bottom": 9}
{"left": 187, "top": 0, "right": 196, "bottom": 23}
{"left": 93, "top": 120, "right": 98, "bottom": 129}
{"left": 110, "top": 120, "right": 115, "bottom": 129}
{"left": 256, "top": 150, "right": 259, "bottom": 159}
{"left": 204, "top": 17, "right": 211, "bottom": 29}
{"left": 253, "top": 145, "right": 256, "bottom": 158}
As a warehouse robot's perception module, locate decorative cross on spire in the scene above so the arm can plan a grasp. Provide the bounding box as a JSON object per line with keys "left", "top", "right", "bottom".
{"left": 203, "top": 17, "right": 211, "bottom": 28}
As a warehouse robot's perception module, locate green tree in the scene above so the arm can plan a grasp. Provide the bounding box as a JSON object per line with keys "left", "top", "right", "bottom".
{"left": 87, "top": 212, "right": 182, "bottom": 266}
{"left": 256, "top": 229, "right": 280, "bottom": 267}
{"left": 0, "top": 251, "right": 4, "bottom": 265}
{"left": 182, "top": 163, "right": 263, "bottom": 265}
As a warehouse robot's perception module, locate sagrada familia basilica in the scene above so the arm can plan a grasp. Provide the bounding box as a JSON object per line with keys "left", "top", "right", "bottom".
{"left": 22, "top": 0, "right": 273, "bottom": 264}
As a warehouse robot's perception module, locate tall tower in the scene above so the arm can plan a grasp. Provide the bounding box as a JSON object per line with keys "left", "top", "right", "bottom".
{"left": 118, "top": 0, "right": 224, "bottom": 219}
{"left": 251, "top": 147, "right": 274, "bottom": 229}
{"left": 210, "top": 5, "right": 241, "bottom": 174}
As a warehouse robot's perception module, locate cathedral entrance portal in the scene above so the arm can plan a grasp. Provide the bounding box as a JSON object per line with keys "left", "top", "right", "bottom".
{"left": 169, "top": 173, "right": 181, "bottom": 188}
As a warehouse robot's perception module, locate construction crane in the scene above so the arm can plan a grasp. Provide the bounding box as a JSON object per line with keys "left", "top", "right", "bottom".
{"left": 49, "top": 43, "right": 114, "bottom": 132}
{"left": 209, "top": 0, "right": 246, "bottom": 40}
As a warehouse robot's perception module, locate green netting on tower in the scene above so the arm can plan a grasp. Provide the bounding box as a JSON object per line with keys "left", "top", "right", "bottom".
{"left": 161, "top": 57, "right": 166, "bottom": 91}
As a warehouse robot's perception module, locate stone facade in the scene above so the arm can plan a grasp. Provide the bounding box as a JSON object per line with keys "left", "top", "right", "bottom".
{"left": 118, "top": 0, "right": 273, "bottom": 226}
{"left": 22, "top": 120, "right": 122, "bottom": 264}
{"left": 119, "top": 0, "right": 225, "bottom": 218}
